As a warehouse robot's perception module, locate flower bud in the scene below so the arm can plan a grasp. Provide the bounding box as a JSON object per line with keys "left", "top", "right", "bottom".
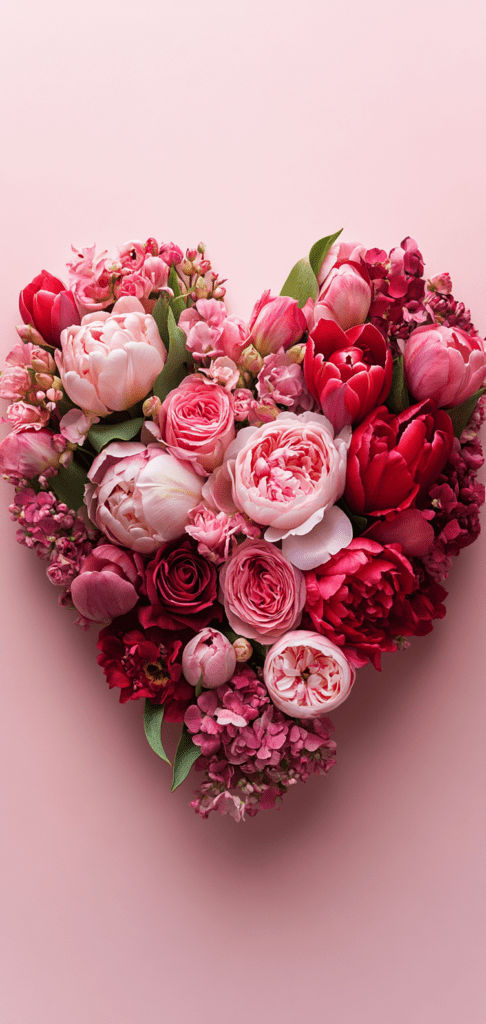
{"left": 233, "top": 637, "right": 253, "bottom": 662}
{"left": 182, "top": 628, "right": 237, "bottom": 688}
{"left": 197, "top": 242, "right": 206, "bottom": 255}
{"left": 16, "top": 324, "right": 48, "bottom": 347}
{"left": 286, "top": 343, "right": 306, "bottom": 364}
{"left": 193, "top": 276, "right": 210, "bottom": 300}
{"left": 239, "top": 344, "right": 263, "bottom": 374}
{"left": 186, "top": 248, "right": 198, "bottom": 262}
{"left": 35, "top": 373, "right": 54, "bottom": 390}
{"left": 142, "top": 394, "right": 162, "bottom": 419}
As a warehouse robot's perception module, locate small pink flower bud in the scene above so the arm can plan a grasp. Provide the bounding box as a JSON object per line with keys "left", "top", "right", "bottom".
{"left": 181, "top": 259, "right": 194, "bottom": 275}
{"left": 52, "top": 434, "right": 67, "bottom": 453}
{"left": 233, "top": 637, "right": 253, "bottom": 662}
{"left": 199, "top": 260, "right": 211, "bottom": 274}
{"left": 197, "top": 242, "right": 206, "bottom": 255}
{"left": 182, "top": 628, "right": 237, "bottom": 688}
{"left": 186, "top": 248, "right": 198, "bottom": 262}
{"left": 213, "top": 286, "right": 226, "bottom": 299}
{"left": 16, "top": 324, "right": 49, "bottom": 346}
{"left": 35, "top": 373, "right": 55, "bottom": 390}
{"left": 193, "top": 276, "right": 210, "bottom": 300}
{"left": 46, "top": 388, "right": 63, "bottom": 402}
{"left": 239, "top": 344, "right": 263, "bottom": 374}
{"left": 35, "top": 390, "right": 46, "bottom": 401}
{"left": 142, "top": 395, "right": 162, "bottom": 419}
{"left": 59, "top": 450, "right": 73, "bottom": 468}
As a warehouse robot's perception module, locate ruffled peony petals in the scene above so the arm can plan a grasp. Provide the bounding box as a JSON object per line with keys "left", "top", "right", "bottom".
{"left": 281, "top": 505, "right": 353, "bottom": 570}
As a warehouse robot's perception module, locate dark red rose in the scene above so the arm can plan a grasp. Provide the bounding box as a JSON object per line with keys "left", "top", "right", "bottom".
{"left": 97, "top": 614, "right": 194, "bottom": 719}
{"left": 139, "top": 536, "right": 221, "bottom": 632}
{"left": 344, "top": 399, "right": 454, "bottom": 517}
{"left": 304, "top": 321, "right": 393, "bottom": 433}
{"left": 19, "top": 270, "right": 80, "bottom": 348}
{"left": 304, "top": 538, "right": 416, "bottom": 669}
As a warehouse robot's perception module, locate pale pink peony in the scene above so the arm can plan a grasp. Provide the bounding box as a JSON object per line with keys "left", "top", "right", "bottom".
{"left": 248, "top": 291, "right": 306, "bottom": 357}
{"left": 159, "top": 375, "right": 235, "bottom": 474}
{"left": 219, "top": 539, "right": 306, "bottom": 645}
{"left": 70, "top": 543, "right": 144, "bottom": 623}
{"left": 314, "top": 261, "right": 372, "bottom": 332}
{"left": 182, "top": 628, "right": 237, "bottom": 688}
{"left": 85, "top": 441, "right": 203, "bottom": 553}
{"left": 0, "top": 427, "right": 62, "bottom": 480}
{"left": 263, "top": 630, "right": 355, "bottom": 718}
{"left": 404, "top": 324, "right": 486, "bottom": 408}
{"left": 55, "top": 297, "right": 166, "bottom": 416}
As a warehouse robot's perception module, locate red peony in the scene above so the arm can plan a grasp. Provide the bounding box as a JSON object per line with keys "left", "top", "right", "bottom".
{"left": 304, "top": 320, "right": 393, "bottom": 433}
{"left": 19, "top": 270, "right": 80, "bottom": 348}
{"left": 344, "top": 399, "right": 454, "bottom": 517}
{"left": 96, "top": 615, "right": 194, "bottom": 719}
{"left": 138, "top": 535, "right": 221, "bottom": 632}
{"left": 304, "top": 537, "right": 445, "bottom": 669}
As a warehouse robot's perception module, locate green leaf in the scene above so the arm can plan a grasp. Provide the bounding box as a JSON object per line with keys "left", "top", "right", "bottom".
{"left": 49, "top": 460, "right": 88, "bottom": 511}
{"left": 151, "top": 293, "right": 170, "bottom": 347}
{"left": 169, "top": 265, "right": 185, "bottom": 323}
{"left": 171, "top": 726, "right": 201, "bottom": 791}
{"left": 446, "top": 387, "right": 486, "bottom": 439}
{"left": 143, "top": 701, "right": 171, "bottom": 765}
{"left": 386, "top": 354, "right": 410, "bottom": 414}
{"left": 152, "top": 308, "right": 188, "bottom": 401}
{"left": 308, "top": 229, "right": 343, "bottom": 278}
{"left": 88, "top": 417, "right": 144, "bottom": 453}
{"left": 280, "top": 257, "right": 318, "bottom": 308}
{"left": 168, "top": 264, "right": 182, "bottom": 298}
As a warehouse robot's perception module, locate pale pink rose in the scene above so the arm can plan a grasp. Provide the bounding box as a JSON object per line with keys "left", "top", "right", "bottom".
{"left": 59, "top": 408, "right": 97, "bottom": 445}
{"left": 186, "top": 504, "right": 259, "bottom": 565}
{"left": 248, "top": 291, "right": 306, "bottom": 357}
{"left": 226, "top": 411, "right": 350, "bottom": 542}
{"left": 314, "top": 262, "right": 372, "bottom": 332}
{"left": 71, "top": 544, "right": 144, "bottom": 623}
{"left": 219, "top": 539, "right": 306, "bottom": 645}
{"left": 263, "top": 630, "right": 356, "bottom": 718}
{"left": 317, "top": 241, "right": 366, "bottom": 286}
{"left": 55, "top": 297, "right": 166, "bottom": 416}
{"left": 182, "top": 628, "right": 237, "bottom": 688}
{"left": 200, "top": 357, "right": 240, "bottom": 391}
{"left": 117, "top": 240, "right": 146, "bottom": 271}
{"left": 113, "top": 272, "right": 148, "bottom": 301}
{"left": 85, "top": 441, "right": 203, "bottom": 553}
{"left": 7, "top": 402, "right": 50, "bottom": 429}
{"left": 159, "top": 375, "right": 235, "bottom": 474}
{"left": 0, "top": 427, "right": 61, "bottom": 479}
{"left": 404, "top": 324, "right": 486, "bottom": 408}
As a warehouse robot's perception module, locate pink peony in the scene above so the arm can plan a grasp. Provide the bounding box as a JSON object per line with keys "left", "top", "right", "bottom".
{"left": 182, "top": 628, "right": 237, "bottom": 688}
{"left": 248, "top": 291, "right": 306, "bottom": 357}
{"left": 6, "top": 402, "right": 50, "bottom": 430}
{"left": 55, "top": 297, "right": 166, "bottom": 416}
{"left": 263, "top": 630, "right": 355, "bottom": 718}
{"left": 70, "top": 543, "right": 144, "bottom": 623}
{"left": 158, "top": 375, "right": 235, "bottom": 474}
{"left": 404, "top": 324, "right": 486, "bottom": 408}
{"left": 0, "top": 427, "right": 61, "bottom": 480}
{"left": 85, "top": 442, "right": 203, "bottom": 553}
{"left": 219, "top": 539, "right": 306, "bottom": 645}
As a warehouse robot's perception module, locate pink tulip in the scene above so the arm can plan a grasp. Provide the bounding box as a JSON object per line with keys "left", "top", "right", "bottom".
{"left": 248, "top": 290, "right": 306, "bottom": 357}
{"left": 313, "top": 261, "right": 372, "bottom": 332}
{"left": 0, "top": 427, "right": 61, "bottom": 479}
{"left": 404, "top": 324, "right": 486, "bottom": 408}
{"left": 182, "top": 628, "right": 237, "bottom": 688}
{"left": 70, "top": 544, "right": 143, "bottom": 623}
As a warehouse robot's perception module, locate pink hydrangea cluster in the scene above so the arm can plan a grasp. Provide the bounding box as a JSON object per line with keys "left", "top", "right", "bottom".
{"left": 185, "top": 666, "right": 336, "bottom": 820}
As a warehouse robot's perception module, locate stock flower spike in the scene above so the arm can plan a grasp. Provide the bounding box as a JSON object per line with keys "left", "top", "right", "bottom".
{"left": 1, "top": 232, "right": 485, "bottom": 819}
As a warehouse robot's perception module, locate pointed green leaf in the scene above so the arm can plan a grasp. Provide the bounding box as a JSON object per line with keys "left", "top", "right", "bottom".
{"left": 445, "top": 387, "right": 486, "bottom": 439}
{"left": 143, "top": 700, "right": 171, "bottom": 765}
{"left": 386, "top": 354, "right": 410, "bottom": 414}
{"left": 49, "top": 459, "right": 88, "bottom": 511}
{"left": 280, "top": 257, "right": 318, "bottom": 308}
{"left": 168, "top": 264, "right": 182, "bottom": 298}
{"left": 169, "top": 265, "right": 185, "bottom": 322}
{"left": 171, "top": 725, "right": 201, "bottom": 791}
{"left": 88, "top": 417, "right": 144, "bottom": 453}
{"left": 151, "top": 293, "right": 170, "bottom": 347}
{"left": 308, "top": 229, "right": 343, "bottom": 278}
{"left": 152, "top": 308, "right": 188, "bottom": 401}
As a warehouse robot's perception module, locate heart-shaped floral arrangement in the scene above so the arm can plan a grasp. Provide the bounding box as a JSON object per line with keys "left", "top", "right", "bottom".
{"left": 1, "top": 232, "right": 485, "bottom": 820}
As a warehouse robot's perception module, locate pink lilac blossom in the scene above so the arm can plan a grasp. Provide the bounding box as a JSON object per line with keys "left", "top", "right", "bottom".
{"left": 185, "top": 666, "right": 337, "bottom": 820}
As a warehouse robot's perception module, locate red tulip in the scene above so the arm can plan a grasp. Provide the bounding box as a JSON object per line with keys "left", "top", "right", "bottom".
{"left": 19, "top": 270, "right": 80, "bottom": 347}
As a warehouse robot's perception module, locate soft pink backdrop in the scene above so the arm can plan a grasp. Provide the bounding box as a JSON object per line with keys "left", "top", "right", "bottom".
{"left": 1, "top": 3, "right": 485, "bottom": 1022}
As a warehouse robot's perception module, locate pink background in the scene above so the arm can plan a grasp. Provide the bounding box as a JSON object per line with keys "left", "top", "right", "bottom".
{"left": 1, "top": 2, "right": 485, "bottom": 1021}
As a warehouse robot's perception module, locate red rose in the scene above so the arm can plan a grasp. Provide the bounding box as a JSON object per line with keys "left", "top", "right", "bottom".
{"left": 19, "top": 270, "right": 80, "bottom": 348}
{"left": 139, "top": 536, "right": 221, "bottom": 631}
{"left": 96, "top": 615, "right": 194, "bottom": 719}
{"left": 344, "top": 399, "right": 454, "bottom": 516}
{"left": 304, "top": 321, "right": 393, "bottom": 433}
{"left": 304, "top": 538, "right": 416, "bottom": 668}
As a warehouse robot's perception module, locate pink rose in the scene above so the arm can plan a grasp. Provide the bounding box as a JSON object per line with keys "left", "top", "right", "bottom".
{"left": 55, "top": 297, "right": 166, "bottom": 416}
{"left": 159, "top": 375, "right": 235, "bottom": 474}
{"left": 7, "top": 402, "right": 50, "bottom": 430}
{"left": 71, "top": 544, "right": 144, "bottom": 623}
{"left": 0, "top": 427, "right": 61, "bottom": 480}
{"left": 404, "top": 324, "right": 486, "bottom": 408}
{"left": 219, "top": 539, "right": 306, "bottom": 645}
{"left": 248, "top": 290, "right": 306, "bottom": 357}
{"left": 182, "top": 628, "right": 237, "bottom": 688}
{"left": 314, "top": 261, "right": 372, "bottom": 332}
{"left": 263, "top": 630, "right": 355, "bottom": 718}
{"left": 85, "top": 441, "right": 203, "bottom": 553}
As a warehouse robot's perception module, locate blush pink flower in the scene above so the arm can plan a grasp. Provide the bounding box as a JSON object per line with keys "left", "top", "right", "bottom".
{"left": 182, "top": 628, "right": 237, "bottom": 688}
{"left": 7, "top": 402, "right": 50, "bottom": 430}
{"left": 404, "top": 324, "right": 486, "bottom": 408}
{"left": 70, "top": 543, "right": 144, "bottom": 623}
{"left": 219, "top": 539, "right": 306, "bottom": 645}
{"left": 0, "top": 427, "right": 62, "bottom": 480}
{"left": 313, "top": 260, "right": 371, "bottom": 332}
{"left": 158, "top": 375, "right": 235, "bottom": 474}
{"left": 263, "top": 630, "right": 355, "bottom": 717}
{"left": 257, "top": 350, "right": 313, "bottom": 413}
{"left": 68, "top": 244, "right": 115, "bottom": 311}
{"left": 56, "top": 297, "right": 166, "bottom": 416}
{"left": 186, "top": 504, "right": 259, "bottom": 565}
{"left": 248, "top": 291, "right": 306, "bottom": 357}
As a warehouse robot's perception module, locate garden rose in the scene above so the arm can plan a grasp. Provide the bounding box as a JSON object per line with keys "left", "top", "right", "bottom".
{"left": 263, "top": 630, "right": 355, "bottom": 718}
{"left": 182, "top": 628, "right": 237, "bottom": 688}
{"left": 404, "top": 324, "right": 486, "bottom": 408}
{"left": 139, "top": 536, "right": 220, "bottom": 631}
{"left": 248, "top": 291, "right": 306, "bottom": 357}
{"left": 85, "top": 442, "right": 203, "bottom": 553}
{"left": 313, "top": 260, "right": 372, "bottom": 332}
{"left": 158, "top": 375, "right": 235, "bottom": 473}
{"left": 344, "top": 400, "right": 454, "bottom": 516}
{"left": 304, "top": 320, "right": 393, "bottom": 432}
{"left": 219, "top": 539, "right": 306, "bottom": 645}
{"left": 19, "top": 270, "right": 80, "bottom": 348}
{"left": 71, "top": 544, "right": 144, "bottom": 623}
{"left": 55, "top": 297, "right": 166, "bottom": 416}
{"left": 0, "top": 427, "right": 61, "bottom": 480}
